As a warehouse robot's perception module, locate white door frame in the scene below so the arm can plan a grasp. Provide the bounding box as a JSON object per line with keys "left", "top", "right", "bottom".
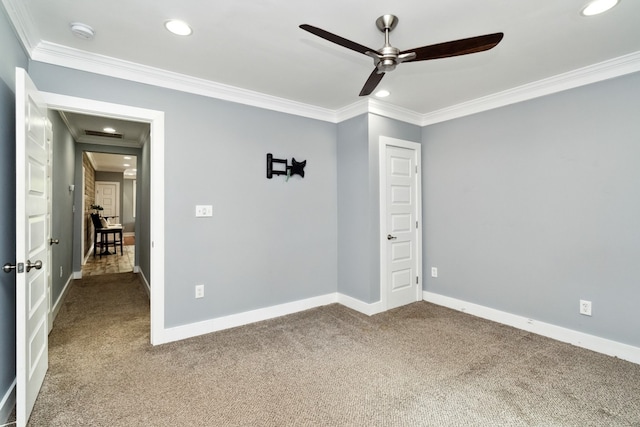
{"left": 379, "top": 136, "right": 423, "bottom": 310}
{"left": 41, "top": 91, "right": 166, "bottom": 345}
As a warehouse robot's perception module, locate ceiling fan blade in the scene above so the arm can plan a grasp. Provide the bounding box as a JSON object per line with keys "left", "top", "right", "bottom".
{"left": 400, "top": 33, "right": 504, "bottom": 62}
{"left": 300, "top": 24, "right": 376, "bottom": 55}
{"left": 359, "top": 69, "right": 385, "bottom": 96}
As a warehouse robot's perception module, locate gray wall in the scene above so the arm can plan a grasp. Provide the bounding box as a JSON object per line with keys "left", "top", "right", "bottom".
{"left": 422, "top": 71, "right": 640, "bottom": 347}
{"left": 49, "top": 111, "right": 76, "bottom": 305}
{"left": 122, "top": 178, "right": 135, "bottom": 233}
{"left": 336, "top": 113, "right": 420, "bottom": 304}
{"left": 0, "top": 8, "right": 27, "bottom": 421}
{"left": 29, "top": 62, "right": 338, "bottom": 328}
{"left": 137, "top": 133, "right": 151, "bottom": 280}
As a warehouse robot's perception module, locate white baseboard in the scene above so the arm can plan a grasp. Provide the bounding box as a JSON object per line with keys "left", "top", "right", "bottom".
{"left": 73, "top": 271, "right": 82, "bottom": 279}
{"left": 124, "top": 232, "right": 135, "bottom": 237}
{"left": 161, "top": 293, "right": 339, "bottom": 344}
{"left": 423, "top": 291, "right": 640, "bottom": 365}
{"left": 82, "top": 246, "right": 92, "bottom": 265}
{"left": 51, "top": 274, "right": 74, "bottom": 324}
{"left": 138, "top": 269, "right": 150, "bottom": 297}
{"left": 0, "top": 379, "right": 15, "bottom": 424}
{"left": 338, "top": 293, "right": 384, "bottom": 316}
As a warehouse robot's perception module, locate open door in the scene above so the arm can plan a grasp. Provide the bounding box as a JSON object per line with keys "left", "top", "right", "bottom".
{"left": 15, "top": 67, "right": 50, "bottom": 426}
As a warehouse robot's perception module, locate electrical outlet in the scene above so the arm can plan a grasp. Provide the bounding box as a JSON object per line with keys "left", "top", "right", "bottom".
{"left": 431, "top": 267, "right": 438, "bottom": 278}
{"left": 195, "top": 205, "right": 213, "bottom": 217}
{"left": 579, "top": 299, "right": 592, "bottom": 316}
{"left": 195, "top": 284, "right": 204, "bottom": 299}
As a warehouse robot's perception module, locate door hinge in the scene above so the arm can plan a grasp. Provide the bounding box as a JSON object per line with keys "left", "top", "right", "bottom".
{"left": 416, "top": 221, "right": 419, "bottom": 229}
{"left": 416, "top": 276, "right": 419, "bottom": 284}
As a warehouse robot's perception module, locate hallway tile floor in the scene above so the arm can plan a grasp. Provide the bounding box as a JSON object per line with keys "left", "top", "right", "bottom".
{"left": 81, "top": 244, "right": 135, "bottom": 276}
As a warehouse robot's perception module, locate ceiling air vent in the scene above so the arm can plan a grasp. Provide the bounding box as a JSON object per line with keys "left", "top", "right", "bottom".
{"left": 85, "top": 130, "right": 123, "bottom": 138}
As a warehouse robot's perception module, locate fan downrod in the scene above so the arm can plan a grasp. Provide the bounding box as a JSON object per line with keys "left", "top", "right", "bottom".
{"left": 375, "top": 15, "right": 399, "bottom": 32}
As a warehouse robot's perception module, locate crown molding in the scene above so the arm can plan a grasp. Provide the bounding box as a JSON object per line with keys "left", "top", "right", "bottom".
{"left": 31, "top": 41, "right": 339, "bottom": 123}
{"left": 421, "top": 50, "right": 640, "bottom": 126}
{"left": 33, "top": 40, "right": 640, "bottom": 127}
{"left": 5, "top": 0, "right": 638, "bottom": 127}
{"left": 334, "top": 99, "right": 423, "bottom": 125}
{"left": 1, "top": 0, "right": 39, "bottom": 53}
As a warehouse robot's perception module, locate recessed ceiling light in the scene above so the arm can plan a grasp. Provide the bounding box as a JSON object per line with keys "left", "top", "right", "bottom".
{"left": 375, "top": 90, "right": 390, "bottom": 98}
{"left": 123, "top": 163, "right": 131, "bottom": 167}
{"left": 581, "top": 0, "right": 620, "bottom": 16}
{"left": 165, "top": 19, "right": 192, "bottom": 36}
{"left": 103, "top": 127, "right": 116, "bottom": 133}
{"left": 70, "top": 22, "right": 95, "bottom": 40}
{"left": 124, "top": 156, "right": 132, "bottom": 160}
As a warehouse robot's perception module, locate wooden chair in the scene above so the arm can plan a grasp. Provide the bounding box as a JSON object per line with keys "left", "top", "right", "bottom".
{"left": 90, "top": 213, "right": 123, "bottom": 257}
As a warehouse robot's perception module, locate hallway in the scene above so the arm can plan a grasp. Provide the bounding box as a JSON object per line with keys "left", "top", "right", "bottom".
{"left": 82, "top": 243, "right": 135, "bottom": 276}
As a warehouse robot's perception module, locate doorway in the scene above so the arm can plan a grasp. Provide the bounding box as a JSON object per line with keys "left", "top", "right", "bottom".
{"left": 82, "top": 152, "right": 137, "bottom": 277}
{"left": 42, "top": 91, "right": 166, "bottom": 345}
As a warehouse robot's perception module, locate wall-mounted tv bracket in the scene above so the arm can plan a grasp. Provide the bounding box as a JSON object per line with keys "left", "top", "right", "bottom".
{"left": 266, "top": 153, "right": 306, "bottom": 180}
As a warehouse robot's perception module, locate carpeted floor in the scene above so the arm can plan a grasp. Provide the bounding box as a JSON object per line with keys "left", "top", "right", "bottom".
{"left": 23, "top": 273, "right": 640, "bottom": 426}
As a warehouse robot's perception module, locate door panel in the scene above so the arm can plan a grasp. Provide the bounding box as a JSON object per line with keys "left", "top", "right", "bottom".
{"left": 95, "top": 182, "right": 120, "bottom": 219}
{"left": 16, "top": 67, "right": 49, "bottom": 427}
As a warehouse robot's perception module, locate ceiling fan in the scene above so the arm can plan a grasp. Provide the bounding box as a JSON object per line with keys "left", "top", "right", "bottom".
{"left": 300, "top": 15, "right": 503, "bottom": 96}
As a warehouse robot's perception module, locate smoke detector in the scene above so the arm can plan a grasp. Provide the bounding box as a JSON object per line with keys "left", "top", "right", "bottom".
{"left": 70, "top": 23, "right": 95, "bottom": 40}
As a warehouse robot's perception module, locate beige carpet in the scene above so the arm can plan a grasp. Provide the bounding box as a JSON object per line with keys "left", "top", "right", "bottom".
{"left": 23, "top": 273, "right": 640, "bottom": 426}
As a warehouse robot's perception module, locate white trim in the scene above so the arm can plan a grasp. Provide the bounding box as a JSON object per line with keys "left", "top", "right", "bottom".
{"left": 379, "top": 137, "right": 423, "bottom": 311}
{"left": 123, "top": 232, "right": 135, "bottom": 237}
{"left": 0, "top": 379, "right": 16, "bottom": 424}
{"left": 423, "top": 291, "right": 640, "bottom": 366}
{"left": 421, "top": 51, "right": 640, "bottom": 125}
{"left": 50, "top": 274, "right": 73, "bottom": 325}
{"left": 40, "top": 91, "right": 165, "bottom": 346}
{"left": 31, "top": 41, "right": 338, "bottom": 123}
{"left": 28, "top": 42, "right": 640, "bottom": 127}
{"left": 73, "top": 271, "right": 82, "bottom": 279}
{"left": 138, "top": 269, "right": 150, "bottom": 297}
{"left": 159, "top": 294, "right": 339, "bottom": 345}
{"left": 337, "top": 293, "right": 385, "bottom": 316}
{"left": 0, "top": 0, "right": 39, "bottom": 54}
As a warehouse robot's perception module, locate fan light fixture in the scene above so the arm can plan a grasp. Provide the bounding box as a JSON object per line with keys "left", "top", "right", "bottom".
{"left": 581, "top": 0, "right": 620, "bottom": 16}
{"left": 165, "top": 19, "right": 192, "bottom": 36}
{"left": 70, "top": 22, "right": 95, "bottom": 40}
{"left": 103, "top": 127, "right": 116, "bottom": 133}
{"left": 375, "top": 90, "right": 390, "bottom": 98}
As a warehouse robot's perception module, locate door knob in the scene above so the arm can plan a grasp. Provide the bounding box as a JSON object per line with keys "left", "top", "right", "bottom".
{"left": 387, "top": 234, "right": 397, "bottom": 240}
{"left": 3, "top": 263, "right": 16, "bottom": 273}
{"left": 26, "top": 260, "right": 42, "bottom": 272}
{"left": 49, "top": 238, "right": 60, "bottom": 245}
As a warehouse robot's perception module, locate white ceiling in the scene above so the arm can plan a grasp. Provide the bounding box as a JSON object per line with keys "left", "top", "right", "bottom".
{"left": 87, "top": 152, "right": 137, "bottom": 177}
{"left": 4, "top": 0, "right": 640, "bottom": 117}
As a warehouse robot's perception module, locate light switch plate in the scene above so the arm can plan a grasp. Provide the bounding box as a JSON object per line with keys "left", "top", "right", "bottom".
{"left": 195, "top": 205, "right": 213, "bottom": 217}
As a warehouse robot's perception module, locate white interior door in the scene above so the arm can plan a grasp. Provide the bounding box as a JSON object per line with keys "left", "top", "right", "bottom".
{"left": 95, "top": 181, "right": 120, "bottom": 219}
{"left": 15, "top": 67, "right": 49, "bottom": 427}
{"left": 380, "top": 136, "right": 422, "bottom": 310}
